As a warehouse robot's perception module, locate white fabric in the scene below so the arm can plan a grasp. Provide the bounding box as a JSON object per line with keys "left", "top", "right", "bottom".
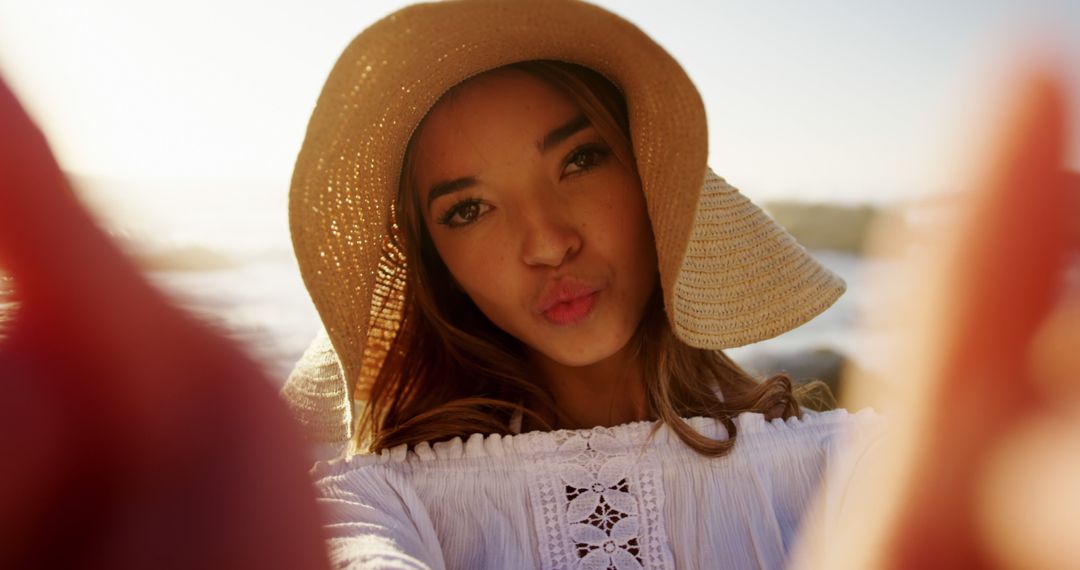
{"left": 312, "top": 408, "right": 885, "bottom": 569}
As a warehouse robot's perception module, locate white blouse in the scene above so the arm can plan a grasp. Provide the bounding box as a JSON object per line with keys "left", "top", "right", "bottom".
{"left": 311, "top": 408, "right": 885, "bottom": 569}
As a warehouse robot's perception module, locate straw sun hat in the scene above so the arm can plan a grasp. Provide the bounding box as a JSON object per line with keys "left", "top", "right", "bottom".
{"left": 282, "top": 0, "right": 846, "bottom": 444}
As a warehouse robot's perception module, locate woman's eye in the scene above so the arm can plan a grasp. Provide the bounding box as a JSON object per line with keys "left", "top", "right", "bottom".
{"left": 437, "top": 199, "right": 490, "bottom": 228}
{"left": 562, "top": 144, "right": 611, "bottom": 177}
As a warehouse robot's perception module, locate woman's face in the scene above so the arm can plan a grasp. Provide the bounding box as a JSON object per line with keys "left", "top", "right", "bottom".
{"left": 411, "top": 68, "right": 658, "bottom": 368}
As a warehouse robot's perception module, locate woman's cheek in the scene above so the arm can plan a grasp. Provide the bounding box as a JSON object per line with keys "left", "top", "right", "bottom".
{"left": 448, "top": 247, "right": 514, "bottom": 305}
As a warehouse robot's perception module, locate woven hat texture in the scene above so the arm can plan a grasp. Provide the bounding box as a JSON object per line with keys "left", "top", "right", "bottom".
{"left": 283, "top": 0, "right": 845, "bottom": 443}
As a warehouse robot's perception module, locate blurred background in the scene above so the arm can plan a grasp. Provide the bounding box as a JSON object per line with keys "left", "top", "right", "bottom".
{"left": 1, "top": 0, "right": 1078, "bottom": 396}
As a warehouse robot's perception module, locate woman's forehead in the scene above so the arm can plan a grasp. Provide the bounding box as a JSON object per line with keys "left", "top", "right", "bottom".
{"left": 411, "top": 70, "right": 587, "bottom": 175}
{"left": 426, "top": 68, "right": 580, "bottom": 128}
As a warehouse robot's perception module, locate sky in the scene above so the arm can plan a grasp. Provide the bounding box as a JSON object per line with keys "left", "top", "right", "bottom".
{"left": 0, "top": 0, "right": 1078, "bottom": 205}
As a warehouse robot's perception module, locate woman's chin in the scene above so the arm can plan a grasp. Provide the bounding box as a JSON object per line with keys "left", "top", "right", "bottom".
{"left": 527, "top": 332, "right": 633, "bottom": 369}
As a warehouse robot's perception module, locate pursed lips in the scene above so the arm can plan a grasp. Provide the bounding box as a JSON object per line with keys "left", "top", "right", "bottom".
{"left": 534, "top": 278, "right": 603, "bottom": 318}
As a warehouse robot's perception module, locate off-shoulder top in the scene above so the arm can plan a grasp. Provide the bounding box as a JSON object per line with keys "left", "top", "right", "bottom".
{"left": 311, "top": 407, "right": 886, "bottom": 569}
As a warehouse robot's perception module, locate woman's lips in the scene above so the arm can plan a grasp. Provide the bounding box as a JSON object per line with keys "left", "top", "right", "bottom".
{"left": 537, "top": 280, "right": 604, "bottom": 326}
{"left": 539, "top": 289, "right": 600, "bottom": 326}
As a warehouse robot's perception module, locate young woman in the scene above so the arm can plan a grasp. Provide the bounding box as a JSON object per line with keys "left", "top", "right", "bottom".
{"left": 1, "top": 1, "right": 1074, "bottom": 568}
{"left": 281, "top": 1, "right": 884, "bottom": 567}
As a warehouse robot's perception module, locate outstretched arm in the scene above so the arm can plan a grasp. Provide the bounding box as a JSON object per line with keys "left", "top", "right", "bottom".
{"left": 0, "top": 76, "right": 330, "bottom": 570}
{"left": 806, "top": 69, "right": 1079, "bottom": 568}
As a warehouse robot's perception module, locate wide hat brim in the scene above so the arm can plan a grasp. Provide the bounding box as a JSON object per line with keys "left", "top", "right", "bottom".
{"left": 283, "top": 0, "right": 845, "bottom": 443}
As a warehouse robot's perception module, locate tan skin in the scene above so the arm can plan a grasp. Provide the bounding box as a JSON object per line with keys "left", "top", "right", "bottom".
{"left": 410, "top": 69, "right": 657, "bottom": 430}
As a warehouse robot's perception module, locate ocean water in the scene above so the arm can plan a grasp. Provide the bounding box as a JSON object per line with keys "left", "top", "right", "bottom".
{"left": 140, "top": 252, "right": 876, "bottom": 388}
{"left": 145, "top": 250, "right": 882, "bottom": 388}
{"left": 73, "top": 177, "right": 890, "bottom": 388}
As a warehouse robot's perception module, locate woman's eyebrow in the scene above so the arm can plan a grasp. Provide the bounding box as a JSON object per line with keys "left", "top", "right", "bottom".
{"left": 426, "top": 176, "right": 477, "bottom": 215}
{"left": 537, "top": 114, "right": 590, "bottom": 153}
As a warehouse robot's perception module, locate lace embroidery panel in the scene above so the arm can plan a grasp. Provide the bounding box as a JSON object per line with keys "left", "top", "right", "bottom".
{"left": 527, "top": 427, "right": 673, "bottom": 569}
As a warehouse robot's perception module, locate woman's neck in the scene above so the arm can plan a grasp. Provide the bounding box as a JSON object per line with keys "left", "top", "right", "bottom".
{"left": 527, "top": 341, "right": 650, "bottom": 431}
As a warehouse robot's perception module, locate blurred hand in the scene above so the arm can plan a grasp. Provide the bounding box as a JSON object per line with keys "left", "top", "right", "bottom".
{"left": 0, "top": 77, "right": 329, "bottom": 569}
{"left": 824, "top": 71, "right": 1080, "bottom": 568}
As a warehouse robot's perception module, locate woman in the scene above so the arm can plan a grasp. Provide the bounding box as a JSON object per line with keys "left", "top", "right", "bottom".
{"left": 1, "top": 2, "right": 1075, "bottom": 569}
{"left": 280, "top": 1, "right": 884, "bottom": 567}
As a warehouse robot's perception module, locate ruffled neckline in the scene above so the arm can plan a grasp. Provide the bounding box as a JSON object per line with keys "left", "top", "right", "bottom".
{"left": 312, "top": 407, "right": 880, "bottom": 476}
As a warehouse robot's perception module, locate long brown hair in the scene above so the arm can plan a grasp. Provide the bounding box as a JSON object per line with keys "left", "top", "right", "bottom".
{"left": 355, "top": 60, "right": 832, "bottom": 456}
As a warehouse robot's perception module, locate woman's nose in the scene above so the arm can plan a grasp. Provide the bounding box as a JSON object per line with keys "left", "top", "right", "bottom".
{"left": 519, "top": 204, "right": 582, "bottom": 268}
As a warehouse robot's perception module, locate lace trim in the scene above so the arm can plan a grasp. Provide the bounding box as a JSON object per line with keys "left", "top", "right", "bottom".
{"left": 528, "top": 426, "right": 673, "bottom": 569}
{"left": 311, "top": 409, "right": 883, "bottom": 476}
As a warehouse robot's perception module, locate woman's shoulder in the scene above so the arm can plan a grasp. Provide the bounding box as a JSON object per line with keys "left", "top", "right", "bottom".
{"left": 311, "top": 407, "right": 886, "bottom": 481}
{"left": 724, "top": 407, "right": 889, "bottom": 468}
{"left": 732, "top": 407, "right": 886, "bottom": 443}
